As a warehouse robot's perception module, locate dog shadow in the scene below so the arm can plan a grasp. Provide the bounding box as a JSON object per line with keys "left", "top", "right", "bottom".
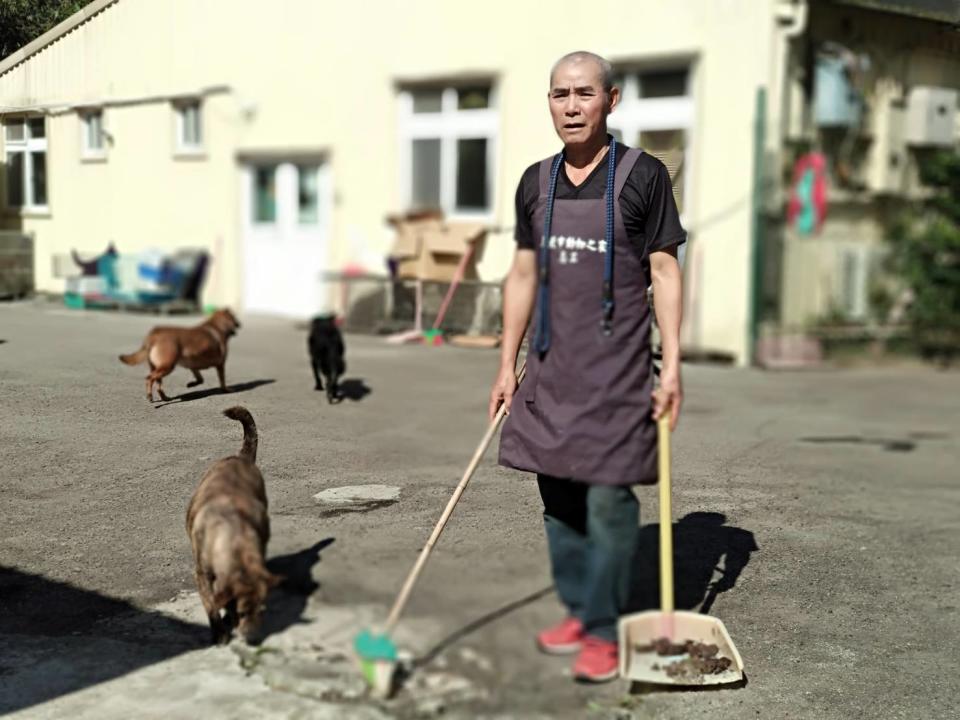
{"left": 257, "top": 538, "right": 335, "bottom": 641}
{"left": 630, "top": 512, "right": 758, "bottom": 615}
{"left": 335, "top": 378, "right": 372, "bottom": 402}
{"left": 154, "top": 379, "right": 276, "bottom": 407}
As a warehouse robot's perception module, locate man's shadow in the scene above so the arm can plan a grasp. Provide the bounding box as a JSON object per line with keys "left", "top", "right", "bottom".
{"left": 631, "top": 512, "right": 758, "bottom": 614}
{"left": 257, "top": 538, "right": 334, "bottom": 640}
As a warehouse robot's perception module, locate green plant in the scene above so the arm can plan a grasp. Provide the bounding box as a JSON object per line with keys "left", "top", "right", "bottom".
{"left": 887, "top": 151, "right": 960, "bottom": 365}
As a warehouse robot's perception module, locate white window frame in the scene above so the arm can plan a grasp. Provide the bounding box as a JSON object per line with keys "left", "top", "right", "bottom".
{"left": 173, "top": 99, "right": 204, "bottom": 157}
{"left": 397, "top": 84, "right": 498, "bottom": 221}
{"left": 608, "top": 67, "right": 695, "bottom": 227}
{"left": 80, "top": 108, "right": 107, "bottom": 161}
{"left": 3, "top": 115, "right": 49, "bottom": 213}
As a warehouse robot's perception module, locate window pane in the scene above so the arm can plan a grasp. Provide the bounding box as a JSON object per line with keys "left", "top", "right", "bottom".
{"left": 639, "top": 69, "right": 688, "bottom": 98}
{"left": 6, "top": 152, "right": 24, "bottom": 206}
{"left": 411, "top": 138, "right": 441, "bottom": 209}
{"left": 179, "top": 103, "right": 202, "bottom": 146}
{"left": 191, "top": 106, "right": 202, "bottom": 144}
{"left": 87, "top": 113, "right": 103, "bottom": 150}
{"left": 639, "top": 130, "right": 685, "bottom": 212}
{"left": 412, "top": 89, "right": 443, "bottom": 113}
{"left": 298, "top": 165, "right": 319, "bottom": 224}
{"left": 31, "top": 151, "right": 47, "bottom": 206}
{"left": 253, "top": 166, "right": 276, "bottom": 223}
{"left": 456, "top": 138, "right": 488, "bottom": 210}
{"left": 457, "top": 86, "right": 490, "bottom": 110}
{"left": 4, "top": 120, "right": 25, "bottom": 142}
{"left": 28, "top": 117, "right": 45, "bottom": 139}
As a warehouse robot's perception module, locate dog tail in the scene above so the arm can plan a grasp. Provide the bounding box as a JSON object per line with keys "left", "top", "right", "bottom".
{"left": 223, "top": 406, "right": 258, "bottom": 463}
{"left": 119, "top": 347, "right": 148, "bottom": 365}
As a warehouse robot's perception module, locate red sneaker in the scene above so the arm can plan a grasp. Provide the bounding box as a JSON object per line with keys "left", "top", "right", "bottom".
{"left": 536, "top": 617, "right": 584, "bottom": 655}
{"left": 572, "top": 636, "right": 619, "bottom": 683}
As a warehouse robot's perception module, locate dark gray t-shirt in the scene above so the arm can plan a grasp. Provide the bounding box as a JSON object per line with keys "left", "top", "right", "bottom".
{"left": 514, "top": 141, "right": 686, "bottom": 257}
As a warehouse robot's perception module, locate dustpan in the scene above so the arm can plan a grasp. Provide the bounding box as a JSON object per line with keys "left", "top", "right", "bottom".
{"left": 617, "top": 414, "right": 745, "bottom": 686}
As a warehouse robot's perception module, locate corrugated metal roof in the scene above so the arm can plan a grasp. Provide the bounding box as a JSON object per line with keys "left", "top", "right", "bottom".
{"left": 0, "top": 0, "right": 120, "bottom": 78}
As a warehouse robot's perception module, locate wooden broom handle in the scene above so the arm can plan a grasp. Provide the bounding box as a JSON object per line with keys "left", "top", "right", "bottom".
{"left": 658, "top": 413, "right": 674, "bottom": 614}
{"left": 384, "top": 362, "right": 526, "bottom": 633}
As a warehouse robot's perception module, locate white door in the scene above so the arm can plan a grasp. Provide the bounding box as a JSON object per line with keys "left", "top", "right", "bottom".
{"left": 242, "top": 160, "right": 331, "bottom": 318}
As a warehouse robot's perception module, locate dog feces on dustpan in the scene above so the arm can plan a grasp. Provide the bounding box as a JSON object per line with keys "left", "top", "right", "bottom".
{"left": 617, "top": 414, "right": 745, "bottom": 686}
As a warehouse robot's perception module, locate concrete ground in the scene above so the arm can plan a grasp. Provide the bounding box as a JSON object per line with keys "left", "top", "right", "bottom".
{"left": 1, "top": 300, "right": 958, "bottom": 720}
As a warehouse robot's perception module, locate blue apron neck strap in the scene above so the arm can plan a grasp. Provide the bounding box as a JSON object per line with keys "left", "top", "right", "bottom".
{"left": 601, "top": 138, "right": 617, "bottom": 336}
{"left": 534, "top": 135, "right": 618, "bottom": 354}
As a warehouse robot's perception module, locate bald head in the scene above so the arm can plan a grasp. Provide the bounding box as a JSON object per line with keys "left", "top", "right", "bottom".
{"left": 547, "top": 51, "right": 620, "bottom": 150}
{"left": 550, "top": 51, "right": 614, "bottom": 94}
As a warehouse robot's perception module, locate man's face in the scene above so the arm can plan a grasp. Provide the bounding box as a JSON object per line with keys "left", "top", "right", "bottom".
{"left": 548, "top": 59, "right": 619, "bottom": 148}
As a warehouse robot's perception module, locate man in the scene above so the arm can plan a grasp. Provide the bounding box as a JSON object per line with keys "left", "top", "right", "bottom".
{"left": 489, "top": 51, "right": 685, "bottom": 683}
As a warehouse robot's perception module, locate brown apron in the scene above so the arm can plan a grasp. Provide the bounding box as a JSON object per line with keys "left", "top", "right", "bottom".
{"left": 499, "top": 146, "right": 657, "bottom": 486}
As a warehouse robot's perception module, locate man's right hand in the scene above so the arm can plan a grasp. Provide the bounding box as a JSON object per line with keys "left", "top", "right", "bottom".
{"left": 489, "top": 366, "right": 518, "bottom": 421}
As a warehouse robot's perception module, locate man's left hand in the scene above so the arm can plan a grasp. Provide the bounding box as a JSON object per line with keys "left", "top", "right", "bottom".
{"left": 653, "top": 367, "right": 682, "bottom": 432}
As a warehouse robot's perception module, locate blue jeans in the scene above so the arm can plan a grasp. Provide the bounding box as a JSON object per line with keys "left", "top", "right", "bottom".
{"left": 538, "top": 475, "right": 640, "bottom": 643}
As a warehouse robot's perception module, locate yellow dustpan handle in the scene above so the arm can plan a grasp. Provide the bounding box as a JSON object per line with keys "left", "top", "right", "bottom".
{"left": 658, "top": 414, "right": 674, "bottom": 614}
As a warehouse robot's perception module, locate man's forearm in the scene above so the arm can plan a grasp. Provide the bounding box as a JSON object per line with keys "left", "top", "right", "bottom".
{"left": 500, "top": 269, "right": 537, "bottom": 370}
{"left": 651, "top": 253, "right": 683, "bottom": 370}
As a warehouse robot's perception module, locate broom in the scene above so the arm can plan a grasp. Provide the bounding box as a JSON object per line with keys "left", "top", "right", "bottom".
{"left": 354, "top": 362, "right": 525, "bottom": 696}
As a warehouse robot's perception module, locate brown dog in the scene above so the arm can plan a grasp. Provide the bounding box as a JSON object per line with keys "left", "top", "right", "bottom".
{"left": 119, "top": 309, "right": 240, "bottom": 402}
{"left": 186, "top": 406, "right": 280, "bottom": 644}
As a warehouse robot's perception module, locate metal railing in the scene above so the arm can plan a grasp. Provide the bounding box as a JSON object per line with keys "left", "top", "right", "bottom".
{"left": 323, "top": 272, "right": 504, "bottom": 336}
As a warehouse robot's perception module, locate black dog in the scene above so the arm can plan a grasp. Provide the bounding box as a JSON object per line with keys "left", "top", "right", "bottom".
{"left": 308, "top": 315, "right": 345, "bottom": 403}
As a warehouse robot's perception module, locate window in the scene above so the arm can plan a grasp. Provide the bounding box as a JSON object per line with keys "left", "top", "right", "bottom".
{"left": 81, "top": 110, "right": 107, "bottom": 159}
{"left": 399, "top": 82, "right": 497, "bottom": 216}
{"left": 640, "top": 129, "right": 686, "bottom": 213}
{"left": 252, "top": 166, "right": 276, "bottom": 223}
{"left": 456, "top": 137, "right": 488, "bottom": 210}
{"left": 3, "top": 116, "right": 48, "bottom": 211}
{"left": 412, "top": 138, "right": 441, "bottom": 207}
{"left": 608, "top": 66, "right": 694, "bottom": 216}
{"left": 174, "top": 100, "right": 203, "bottom": 154}
{"left": 637, "top": 69, "right": 688, "bottom": 99}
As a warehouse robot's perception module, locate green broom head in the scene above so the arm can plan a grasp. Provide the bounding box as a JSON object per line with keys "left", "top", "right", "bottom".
{"left": 354, "top": 629, "right": 398, "bottom": 689}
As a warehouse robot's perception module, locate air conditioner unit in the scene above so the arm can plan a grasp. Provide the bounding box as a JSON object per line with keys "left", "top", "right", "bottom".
{"left": 904, "top": 86, "right": 957, "bottom": 147}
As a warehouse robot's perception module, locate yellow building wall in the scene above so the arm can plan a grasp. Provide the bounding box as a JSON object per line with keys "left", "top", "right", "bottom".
{"left": 0, "top": 0, "right": 779, "bottom": 363}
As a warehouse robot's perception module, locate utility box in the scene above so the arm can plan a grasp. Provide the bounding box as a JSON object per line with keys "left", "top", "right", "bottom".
{"left": 905, "top": 86, "right": 958, "bottom": 147}
{"left": 814, "top": 56, "right": 862, "bottom": 128}
{"left": 0, "top": 231, "right": 34, "bottom": 298}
